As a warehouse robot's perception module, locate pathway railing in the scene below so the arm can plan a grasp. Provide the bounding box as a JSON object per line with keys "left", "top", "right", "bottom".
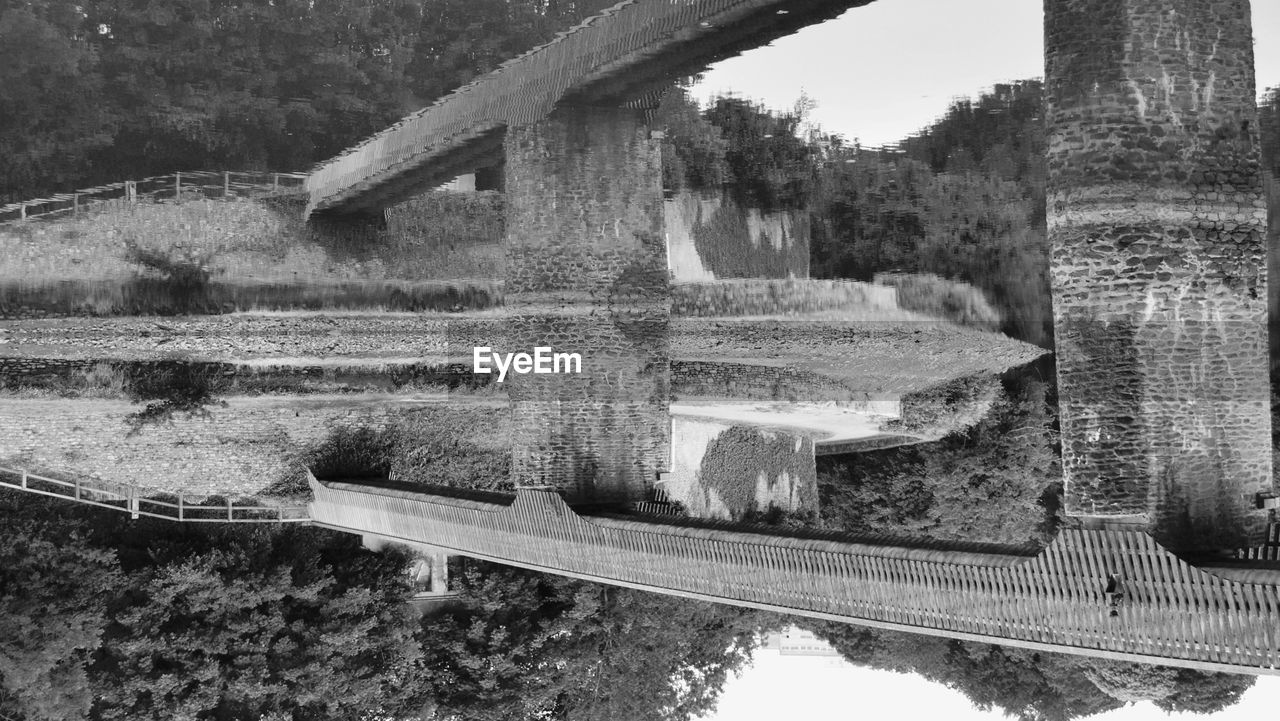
{"left": 0, "top": 171, "right": 308, "bottom": 225}
{"left": 0, "top": 466, "right": 310, "bottom": 523}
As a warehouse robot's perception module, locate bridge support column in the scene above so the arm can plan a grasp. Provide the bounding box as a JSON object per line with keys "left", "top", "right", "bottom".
{"left": 500, "top": 104, "right": 671, "bottom": 502}
{"left": 1046, "top": 0, "right": 1271, "bottom": 549}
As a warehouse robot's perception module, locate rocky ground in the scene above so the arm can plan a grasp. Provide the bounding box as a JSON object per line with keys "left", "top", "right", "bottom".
{"left": 671, "top": 319, "right": 1049, "bottom": 396}
{"left": 0, "top": 312, "right": 506, "bottom": 361}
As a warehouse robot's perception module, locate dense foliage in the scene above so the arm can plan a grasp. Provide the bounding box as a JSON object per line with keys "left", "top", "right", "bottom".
{"left": 0, "top": 0, "right": 618, "bottom": 202}
{"left": 0, "top": 491, "right": 771, "bottom": 721}
{"left": 419, "top": 561, "right": 772, "bottom": 721}
{"left": 302, "top": 412, "right": 512, "bottom": 492}
{"left": 0, "top": 491, "right": 424, "bottom": 721}
{"left": 808, "top": 81, "right": 1052, "bottom": 347}
{"left": 818, "top": 364, "right": 1060, "bottom": 547}
{"left": 660, "top": 89, "right": 819, "bottom": 213}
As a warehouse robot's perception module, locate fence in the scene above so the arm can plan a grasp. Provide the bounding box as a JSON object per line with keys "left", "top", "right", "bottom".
{"left": 0, "top": 466, "right": 310, "bottom": 523}
{"left": 0, "top": 171, "right": 308, "bottom": 225}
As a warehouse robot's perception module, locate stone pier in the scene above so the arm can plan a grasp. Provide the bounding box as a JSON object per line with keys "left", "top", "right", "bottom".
{"left": 501, "top": 104, "right": 671, "bottom": 501}
{"left": 1046, "top": 0, "right": 1272, "bottom": 549}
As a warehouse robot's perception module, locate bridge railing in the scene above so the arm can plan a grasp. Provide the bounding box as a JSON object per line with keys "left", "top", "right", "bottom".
{"left": 0, "top": 171, "right": 308, "bottom": 225}
{"left": 0, "top": 466, "right": 310, "bottom": 523}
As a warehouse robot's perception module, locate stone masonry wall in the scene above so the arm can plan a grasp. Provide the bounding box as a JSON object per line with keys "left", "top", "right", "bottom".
{"left": 499, "top": 313, "right": 671, "bottom": 502}
{"left": 671, "top": 360, "right": 891, "bottom": 403}
{"left": 1046, "top": 0, "right": 1272, "bottom": 549}
{"left": 501, "top": 105, "right": 671, "bottom": 501}
{"left": 503, "top": 105, "right": 667, "bottom": 302}
{"left": 672, "top": 279, "right": 897, "bottom": 317}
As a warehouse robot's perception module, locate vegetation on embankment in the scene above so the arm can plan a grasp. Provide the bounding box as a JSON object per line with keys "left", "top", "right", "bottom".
{"left": 817, "top": 363, "right": 1061, "bottom": 549}
{"left": 0, "top": 196, "right": 504, "bottom": 317}
{"left": 287, "top": 407, "right": 514, "bottom": 495}
{"left": 0, "top": 359, "right": 495, "bottom": 399}
{"left": 0, "top": 485, "right": 774, "bottom": 721}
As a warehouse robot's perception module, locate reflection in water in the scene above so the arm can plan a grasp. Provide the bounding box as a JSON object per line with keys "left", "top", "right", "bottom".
{"left": 4, "top": 11, "right": 1280, "bottom": 721}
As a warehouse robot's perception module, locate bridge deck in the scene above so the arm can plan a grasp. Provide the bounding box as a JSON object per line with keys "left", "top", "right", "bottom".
{"left": 305, "top": 0, "right": 870, "bottom": 215}
{"left": 310, "top": 478, "right": 1280, "bottom": 675}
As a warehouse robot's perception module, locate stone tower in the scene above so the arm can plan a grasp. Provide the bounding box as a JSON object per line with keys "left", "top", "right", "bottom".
{"left": 1046, "top": 0, "right": 1272, "bottom": 550}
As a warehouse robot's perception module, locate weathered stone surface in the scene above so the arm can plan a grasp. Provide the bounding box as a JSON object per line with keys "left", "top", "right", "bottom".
{"left": 504, "top": 105, "right": 667, "bottom": 301}
{"left": 501, "top": 105, "right": 671, "bottom": 501}
{"left": 672, "top": 279, "right": 896, "bottom": 317}
{"left": 1046, "top": 0, "right": 1272, "bottom": 549}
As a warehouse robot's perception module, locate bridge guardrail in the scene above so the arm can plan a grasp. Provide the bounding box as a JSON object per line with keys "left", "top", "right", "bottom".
{"left": 0, "top": 466, "right": 310, "bottom": 523}
{"left": 0, "top": 171, "right": 309, "bottom": 225}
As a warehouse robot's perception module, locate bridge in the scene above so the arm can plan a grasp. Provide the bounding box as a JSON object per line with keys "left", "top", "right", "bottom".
{"left": 310, "top": 477, "right": 1280, "bottom": 676}
{"left": 298, "top": 0, "right": 1280, "bottom": 675}
{"left": 304, "top": 0, "right": 872, "bottom": 215}
{"left": 305, "top": 0, "right": 1275, "bottom": 550}
{"left": 4, "top": 0, "right": 1277, "bottom": 680}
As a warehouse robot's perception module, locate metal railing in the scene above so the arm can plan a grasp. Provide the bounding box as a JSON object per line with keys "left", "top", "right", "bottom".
{"left": 0, "top": 171, "right": 308, "bottom": 225}
{"left": 0, "top": 466, "right": 310, "bottom": 523}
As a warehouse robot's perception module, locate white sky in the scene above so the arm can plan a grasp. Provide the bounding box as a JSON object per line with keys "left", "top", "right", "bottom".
{"left": 690, "top": 3, "right": 1280, "bottom": 718}
{"left": 702, "top": 649, "right": 1280, "bottom": 721}
{"left": 690, "top": 0, "right": 1280, "bottom": 149}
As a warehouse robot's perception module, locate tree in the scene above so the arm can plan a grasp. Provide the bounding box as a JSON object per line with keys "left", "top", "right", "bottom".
{"left": 1153, "top": 669, "right": 1256, "bottom": 715}
{"left": 656, "top": 87, "right": 730, "bottom": 194}
{"left": 819, "top": 367, "right": 1060, "bottom": 547}
{"left": 0, "top": 0, "right": 624, "bottom": 201}
{"left": 704, "top": 96, "right": 816, "bottom": 211}
{"left": 807, "top": 81, "right": 1053, "bottom": 347}
{"left": 419, "top": 561, "right": 773, "bottom": 721}
{"left": 0, "top": 520, "right": 120, "bottom": 721}
{"left": 0, "top": 2, "right": 114, "bottom": 203}
{"left": 90, "top": 526, "right": 424, "bottom": 721}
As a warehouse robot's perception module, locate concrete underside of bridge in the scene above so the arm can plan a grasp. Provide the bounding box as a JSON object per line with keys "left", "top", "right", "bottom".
{"left": 1047, "top": 0, "right": 1273, "bottom": 550}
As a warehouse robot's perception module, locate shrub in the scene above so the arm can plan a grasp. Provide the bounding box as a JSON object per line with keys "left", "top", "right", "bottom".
{"left": 305, "top": 425, "right": 396, "bottom": 481}
{"left": 874, "top": 272, "right": 1002, "bottom": 330}
{"left": 122, "top": 365, "right": 228, "bottom": 436}
{"left": 888, "top": 373, "right": 1003, "bottom": 438}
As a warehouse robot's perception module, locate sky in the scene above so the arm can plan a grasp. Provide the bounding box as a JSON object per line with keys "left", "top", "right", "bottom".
{"left": 690, "top": 0, "right": 1280, "bottom": 149}
{"left": 702, "top": 649, "right": 1280, "bottom": 721}
{"left": 691, "top": 2, "right": 1280, "bottom": 718}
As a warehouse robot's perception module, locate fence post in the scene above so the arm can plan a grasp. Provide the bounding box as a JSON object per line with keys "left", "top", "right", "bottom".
{"left": 20, "top": 470, "right": 27, "bottom": 489}
{"left": 128, "top": 485, "right": 139, "bottom": 520}
{"left": 178, "top": 495, "right": 184, "bottom": 521}
{"left": 227, "top": 497, "right": 234, "bottom": 521}
{"left": 272, "top": 173, "right": 279, "bottom": 192}
{"left": 224, "top": 171, "right": 230, "bottom": 198}
{"left": 174, "top": 172, "right": 181, "bottom": 200}
{"left": 126, "top": 180, "right": 137, "bottom": 203}
{"left": 74, "top": 477, "right": 81, "bottom": 501}
{"left": 18, "top": 204, "right": 25, "bottom": 220}
{"left": 73, "top": 193, "right": 80, "bottom": 216}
